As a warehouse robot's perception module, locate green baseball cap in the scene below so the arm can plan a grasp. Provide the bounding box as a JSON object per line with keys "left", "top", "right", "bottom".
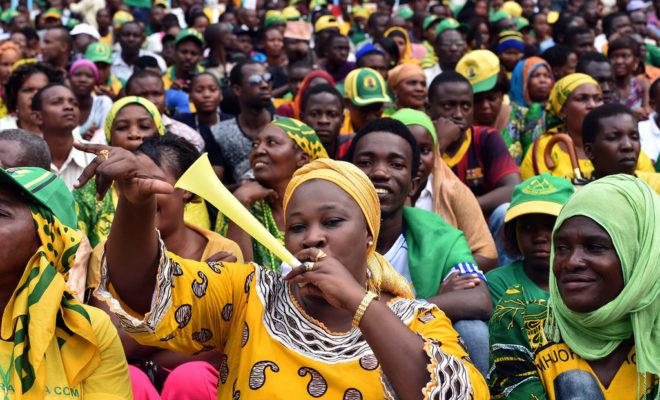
{"left": 435, "top": 18, "right": 460, "bottom": 36}
{"left": 489, "top": 9, "right": 511, "bottom": 23}
{"left": 456, "top": 50, "right": 501, "bottom": 93}
{"left": 43, "top": 7, "right": 62, "bottom": 20}
{"left": 423, "top": 15, "right": 441, "bottom": 31}
{"left": 396, "top": 6, "right": 414, "bottom": 20}
{"left": 175, "top": 28, "right": 205, "bottom": 47}
{"left": 514, "top": 16, "right": 530, "bottom": 30}
{"left": 0, "top": 9, "right": 19, "bottom": 24}
{"left": 85, "top": 42, "right": 113, "bottom": 64}
{"left": 504, "top": 173, "right": 575, "bottom": 223}
{"left": 344, "top": 67, "right": 391, "bottom": 106}
{"left": 0, "top": 167, "right": 77, "bottom": 228}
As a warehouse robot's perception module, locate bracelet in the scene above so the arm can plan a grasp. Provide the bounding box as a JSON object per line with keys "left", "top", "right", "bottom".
{"left": 352, "top": 291, "right": 378, "bottom": 328}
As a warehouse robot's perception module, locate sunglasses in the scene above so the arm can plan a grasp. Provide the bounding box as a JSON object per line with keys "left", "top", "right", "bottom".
{"left": 246, "top": 73, "right": 272, "bottom": 86}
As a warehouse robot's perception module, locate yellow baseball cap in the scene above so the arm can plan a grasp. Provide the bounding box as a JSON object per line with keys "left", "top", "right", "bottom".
{"left": 501, "top": 1, "right": 522, "bottom": 17}
{"left": 314, "top": 15, "right": 341, "bottom": 33}
{"left": 282, "top": 6, "right": 301, "bottom": 20}
{"left": 456, "top": 50, "right": 500, "bottom": 94}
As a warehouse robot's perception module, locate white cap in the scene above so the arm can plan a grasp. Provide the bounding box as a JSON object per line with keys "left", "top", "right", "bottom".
{"left": 70, "top": 23, "right": 100, "bottom": 40}
{"left": 626, "top": 0, "right": 651, "bottom": 12}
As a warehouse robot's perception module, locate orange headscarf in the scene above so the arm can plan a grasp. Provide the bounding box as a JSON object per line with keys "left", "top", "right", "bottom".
{"left": 387, "top": 63, "right": 426, "bottom": 90}
{"left": 291, "top": 70, "right": 336, "bottom": 119}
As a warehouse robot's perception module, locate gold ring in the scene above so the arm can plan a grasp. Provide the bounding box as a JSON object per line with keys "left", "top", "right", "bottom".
{"left": 315, "top": 250, "right": 327, "bottom": 262}
{"left": 99, "top": 149, "right": 110, "bottom": 160}
{"left": 303, "top": 262, "right": 315, "bottom": 272}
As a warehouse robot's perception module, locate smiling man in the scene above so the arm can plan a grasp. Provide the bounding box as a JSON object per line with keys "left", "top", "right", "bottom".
{"left": 347, "top": 118, "right": 492, "bottom": 376}
{"left": 583, "top": 103, "right": 660, "bottom": 192}
{"left": 31, "top": 84, "right": 95, "bottom": 190}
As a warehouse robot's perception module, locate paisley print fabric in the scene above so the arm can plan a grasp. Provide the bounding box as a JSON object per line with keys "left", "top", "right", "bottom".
{"left": 96, "top": 238, "right": 489, "bottom": 399}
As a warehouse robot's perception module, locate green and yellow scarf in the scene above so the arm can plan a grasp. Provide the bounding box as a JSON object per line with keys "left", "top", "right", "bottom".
{"left": 104, "top": 96, "right": 165, "bottom": 144}
{"left": 1, "top": 206, "right": 99, "bottom": 398}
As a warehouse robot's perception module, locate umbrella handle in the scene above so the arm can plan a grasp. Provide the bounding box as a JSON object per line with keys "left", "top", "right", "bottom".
{"left": 544, "top": 133, "right": 584, "bottom": 180}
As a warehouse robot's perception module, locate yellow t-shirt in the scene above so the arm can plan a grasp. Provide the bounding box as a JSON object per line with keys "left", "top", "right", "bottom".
{"left": 636, "top": 171, "right": 660, "bottom": 193}
{"left": 521, "top": 133, "right": 655, "bottom": 180}
{"left": 97, "top": 247, "right": 490, "bottom": 399}
{"left": 0, "top": 306, "right": 131, "bottom": 399}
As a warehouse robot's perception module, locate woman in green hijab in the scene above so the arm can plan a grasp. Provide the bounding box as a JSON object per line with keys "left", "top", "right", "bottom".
{"left": 489, "top": 174, "right": 659, "bottom": 399}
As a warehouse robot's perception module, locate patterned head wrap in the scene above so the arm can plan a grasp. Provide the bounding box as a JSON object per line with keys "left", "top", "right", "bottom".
{"left": 545, "top": 175, "right": 660, "bottom": 381}
{"left": 391, "top": 108, "right": 437, "bottom": 147}
{"left": 104, "top": 96, "right": 165, "bottom": 144}
{"left": 1, "top": 204, "right": 99, "bottom": 397}
{"left": 509, "top": 57, "right": 553, "bottom": 107}
{"left": 545, "top": 73, "right": 598, "bottom": 132}
{"left": 68, "top": 59, "right": 100, "bottom": 83}
{"left": 283, "top": 158, "right": 414, "bottom": 298}
{"left": 387, "top": 63, "right": 425, "bottom": 91}
{"left": 272, "top": 118, "right": 329, "bottom": 160}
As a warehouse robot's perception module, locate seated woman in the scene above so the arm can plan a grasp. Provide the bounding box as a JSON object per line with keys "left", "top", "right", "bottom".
{"left": 0, "top": 167, "right": 131, "bottom": 397}
{"left": 67, "top": 60, "right": 113, "bottom": 141}
{"left": 608, "top": 35, "right": 650, "bottom": 120}
{"left": 489, "top": 175, "right": 659, "bottom": 399}
{"left": 224, "top": 117, "right": 328, "bottom": 271}
{"left": 387, "top": 63, "right": 427, "bottom": 112}
{"left": 384, "top": 26, "right": 422, "bottom": 65}
{"left": 74, "top": 96, "right": 210, "bottom": 248}
{"left": 0, "top": 61, "right": 62, "bottom": 132}
{"left": 86, "top": 135, "right": 243, "bottom": 399}
{"left": 521, "top": 73, "right": 655, "bottom": 180}
{"left": 76, "top": 143, "right": 490, "bottom": 398}
{"left": 507, "top": 57, "right": 554, "bottom": 162}
{"left": 391, "top": 107, "right": 498, "bottom": 270}
{"left": 486, "top": 173, "right": 574, "bottom": 307}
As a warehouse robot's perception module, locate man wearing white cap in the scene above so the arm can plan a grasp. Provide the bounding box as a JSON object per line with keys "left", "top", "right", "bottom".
{"left": 70, "top": 23, "right": 101, "bottom": 58}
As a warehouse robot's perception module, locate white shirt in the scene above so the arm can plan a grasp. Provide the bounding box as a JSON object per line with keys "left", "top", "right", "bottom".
{"left": 414, "top": 174, "right": 434, "bottom": 212}
{"left": 50, "top": 143, "right": 96, "bottom": 191}
{"left": 639, "top": 114, "right": 660, "bottom": 163}
{"left": 424, "top": 65, "right": 442, "bottom": 88}
{"left": 383, "top": 234, "right": 412, "bottom": 285}
{"left": 111, "top": 49, "right": 167, "bottom": 82}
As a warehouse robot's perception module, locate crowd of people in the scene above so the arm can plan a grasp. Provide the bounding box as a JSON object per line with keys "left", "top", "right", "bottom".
{"left": 0, "top": 0, "right": 659, "bottom": 398}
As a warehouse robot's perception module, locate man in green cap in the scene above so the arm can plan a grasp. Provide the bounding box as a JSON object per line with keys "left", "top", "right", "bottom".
{"left": 422, "top": 18, "right": 467, "bottom": 84}
{"left": 343, "top": 67, "right": 390, "bottom": 133}
{"left": 163, "top": 28, "right": 205, "bottom": 92}
{"left": 85, "top": 42, "right": 123, "bottom": 98}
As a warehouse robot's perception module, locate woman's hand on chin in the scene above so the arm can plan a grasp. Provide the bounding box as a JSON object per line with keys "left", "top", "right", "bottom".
{"left": 284, "top": 248, "right": 367, "bottom": 313}
{"left": 74, "top": 142, "right": 174, "bottom": 204}
{"left": 233, "top": 180, "right": 277, "bottom": 207}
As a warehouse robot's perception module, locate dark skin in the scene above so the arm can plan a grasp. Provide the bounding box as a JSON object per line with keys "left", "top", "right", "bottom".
{"left": 553, "top": 215, "right": 630, "bottom": 388}
{"left": 0, "top": 186, "right": 40, "bottom": 318}
{"left": 33, "top": 85, "right": 81, "bottom": 169}
{"left": 357, "top": 53, "right": 388, "bottom": 80}
{"left": 301, "top": 92, "right": 344, "bottom": 158}
{"left": 585, "top": 113, "right": 640, "bottom": 178}
{"left": 74, "top": 145, "right": 440, "bottom": 400}
{"left": 118, "top": 23, "right": 146, "bottom": 66}
{"left": 323, "top": 35, "right": 350, "bottom": 75}
{"left": 232, "top": 63, "right": 273, "bottom": 141}
{"left": 434, "top": 30, "right": 467, "bottom": 71}
{"left": 582, "top": 61, "right": 616, "bottom": 104}
{"left": 229, "top": 125, "right": 309, "bottom": 261}
{"left": 408, "top": 125, "right": 498, "bottom": 270}
{"left": 514, "top": 214, "right": 556, "bottom": 291}
{"left": 560, "top": 83, "right": 603, "bottom": 160}
{"left": 427, "top": 81, "right": 520, "bottom": 215}
{"left": 173, "top": 40, "right": 202, "bottom": 84}
{"left": 348, "top": 102, "right": 383, "bottom": 132}
{"left": 352, "top": 131, "right": 491, "bottom": 320}
{"left": 68, "top": 66, "right": 97, "bottom": 127}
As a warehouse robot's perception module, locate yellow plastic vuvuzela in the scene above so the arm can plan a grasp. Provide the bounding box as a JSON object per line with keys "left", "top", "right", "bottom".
{"left": 175, "top": 153, "right": 302, "bottom": 268}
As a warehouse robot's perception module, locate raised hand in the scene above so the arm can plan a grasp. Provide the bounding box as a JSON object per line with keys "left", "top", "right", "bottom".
{"left": 433, "top": 117, "right": 463, "bottom": 153}
{"left": 284, "top": 248, "right": 366, "bottom": 312}
{"left": 74, "top": 142, "right": 174, "bottom": 204}
{"left": 232, "top": 180, "right": 278, "bottom": 208}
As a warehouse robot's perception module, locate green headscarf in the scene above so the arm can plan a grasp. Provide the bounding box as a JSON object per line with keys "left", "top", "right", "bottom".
{"left": 271, "top": 117, "right": 329, "bottom": 160}
{"left": 545, "top": 174, "right": 660, "bottom": 380}
{"left": 391, "top": 108, "right": 437, "bottom": 147}
{"left": 104, "top": 96, "right": 165, "bottom": 144}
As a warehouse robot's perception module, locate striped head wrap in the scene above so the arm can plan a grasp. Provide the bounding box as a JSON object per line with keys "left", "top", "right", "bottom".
{"left": 496, "top": 30, "right": 525, "bottom": 54}
{"left": 272, "top": 117, "right": 329, "bottom": 160}
{"left": 546, "top": 73, "right": 598, "bottom": 132}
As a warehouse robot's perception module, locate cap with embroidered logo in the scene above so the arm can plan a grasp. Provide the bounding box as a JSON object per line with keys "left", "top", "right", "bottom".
{"left": 344, "top": 67, "right": 391, "bottom": 106}
{"left": 175, "top": 28, "right": 204, "bottom": 47}
{"left": 456, "top": 50, "right": 500, "bottom": 94}
{"left": 84, "top": 42, "right": 113, "bottom": 64}
{"left": 314, "top": 15, "right": 340, "bottom": 32}
{"left": 504, "top": 173, "right": 575, "bottom": 222}
{"left": 0, "top": 167, "right": 77, "bottom": 228}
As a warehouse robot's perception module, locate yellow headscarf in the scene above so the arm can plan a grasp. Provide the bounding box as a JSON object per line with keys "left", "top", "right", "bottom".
{"left": 546, "top": 73, "right": 599, "bottom": 132}
{"left": 1, "top": 206, "right": 99, "bottom": 398}
{"left": 384, "top": 26, "right": 420, "bottom": 65}
{"left": 283, "top": 158, "right": 414, "bottom": 299}
{"left": 104, "top": 96, "right": 166, "bottom": 144}
{"left": 272, "top": 117, "right": 329, "bottom": 160}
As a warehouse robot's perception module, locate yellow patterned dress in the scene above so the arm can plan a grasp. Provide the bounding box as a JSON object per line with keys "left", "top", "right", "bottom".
{"left": 96, "top": 241, "right": 490, "bottom": 399}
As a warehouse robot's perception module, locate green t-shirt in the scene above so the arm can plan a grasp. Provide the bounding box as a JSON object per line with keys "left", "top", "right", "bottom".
{"left": 486, "top": 260, "right": 548, "bottom": 307}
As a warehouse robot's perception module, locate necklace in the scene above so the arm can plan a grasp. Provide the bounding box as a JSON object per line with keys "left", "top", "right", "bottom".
{"left": 0, "top": 352, "right": 15, "bottom": 400}
{"left": 260, "top": 202, "right": 285, "bottom": 270}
